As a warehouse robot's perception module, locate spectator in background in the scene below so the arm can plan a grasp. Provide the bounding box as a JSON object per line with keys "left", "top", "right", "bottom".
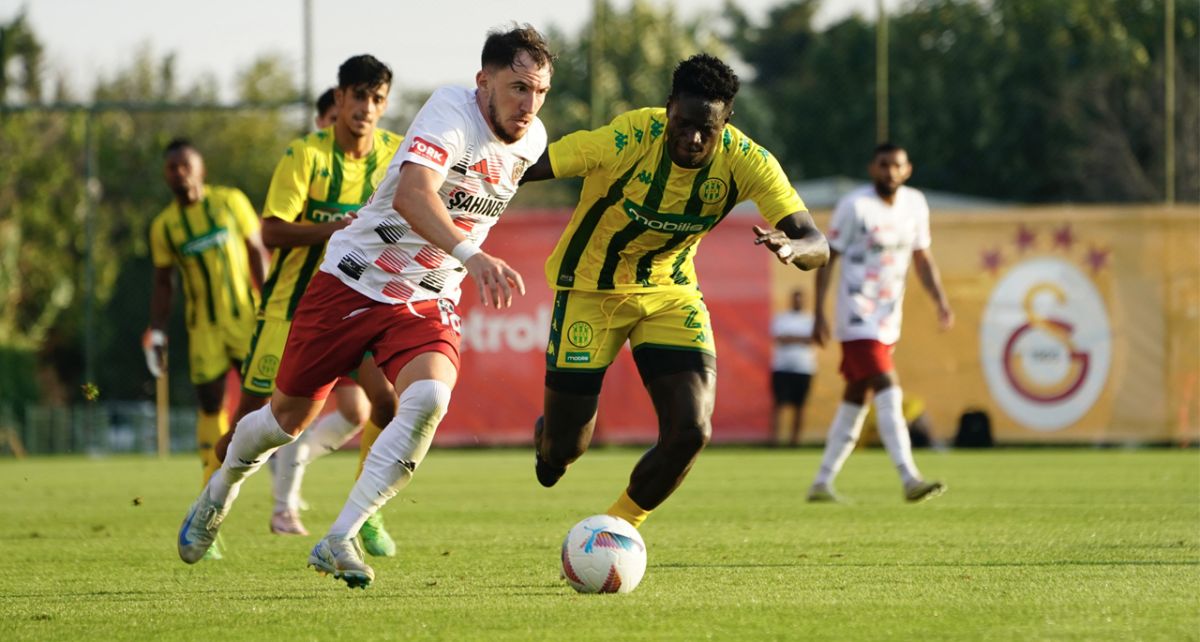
{"left": 770, "top": 288, "right": 817, "bottom": 446}
{"left": 315, "top": 87, "right": 337, "bottom": 128}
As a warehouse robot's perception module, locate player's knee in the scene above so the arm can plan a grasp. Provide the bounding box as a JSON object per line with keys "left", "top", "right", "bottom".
{"left": 669, "top": 420, "right": 711, "bottom": 455}
{"left": 398, "top": 379, "right": 452, "bottom": 430}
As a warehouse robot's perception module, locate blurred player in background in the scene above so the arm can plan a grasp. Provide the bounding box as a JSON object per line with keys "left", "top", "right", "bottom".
{"left": 806, "top": 143, "right": 953, "bottom": 503}
{"left": 144, "top": 138, "right": 268, "bottom": 559}
{"left": 771, "top": 288, "right": 817, "bottom": 446}
{"left": 178, "top": 26, "right": 554, "bottom": 590}
{"left": 216, "top": 55, "right": 403, "bottom": 554}
{"left": 315, "top": 87, "right": 337, "bottom": 128}
{"left": 521, "top": 54, "right": 828, "bottom": 529}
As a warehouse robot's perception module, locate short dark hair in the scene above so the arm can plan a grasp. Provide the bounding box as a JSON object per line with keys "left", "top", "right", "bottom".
{"left": 163, "top": 137, "right": 197, "bottom": 158}
{"left": 338, "top": 55, "right": 392, "bottom": 90}
{"left": 481, "top": 24, "right": 555, "bottom": 74}
{"left": 873, "top": 142, "right": 907, "bottom": 158}
{"left": 316, "top": 87, "right": 336, "bottom": 115}
{"left": 670, "top": 54, "right": 740, "bottom": 105}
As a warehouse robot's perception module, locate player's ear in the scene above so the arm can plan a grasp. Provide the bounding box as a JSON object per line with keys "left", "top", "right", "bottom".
{"left": 475, "top": 69, "right": 489, "bottom": 91}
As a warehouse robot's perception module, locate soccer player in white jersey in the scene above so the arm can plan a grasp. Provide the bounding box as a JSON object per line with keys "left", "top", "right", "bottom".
{"left": 176, "top": 25, "right": 555, "bottom": 588}
{"left": 806, "top": 143, "right": 953, "bottom": 503}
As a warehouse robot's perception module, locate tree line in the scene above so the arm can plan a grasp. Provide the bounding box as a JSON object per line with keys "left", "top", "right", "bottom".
{"left": 0, "top": 0, "right": 1195, "bottom": 406}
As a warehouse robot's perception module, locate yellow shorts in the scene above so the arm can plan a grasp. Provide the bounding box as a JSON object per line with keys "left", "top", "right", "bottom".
{"left": 545, "top": 289, "right": 715, "bottom": 372}
{"left": 240, "top": 317, "right": 290, "bottom": 396}
{"left": 188, "top": 314, "right": 255, "bottom": 385}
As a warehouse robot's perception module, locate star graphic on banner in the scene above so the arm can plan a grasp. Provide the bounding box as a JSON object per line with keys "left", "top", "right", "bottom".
{"left": 1085, "top": 245, "right": 1111, "bottom": 273}
{"left": 981, "top": 248, "right": 1003, "bottom": 275}
{"left": 1015, "top": 224, "right": 1036, "bottom": 253}
{"left": 1053, "top": 223, "right": 1075, "bottom": 250}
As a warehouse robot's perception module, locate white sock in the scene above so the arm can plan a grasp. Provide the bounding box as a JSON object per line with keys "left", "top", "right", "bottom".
{"left": 207, "top": 404, "right": 295, "bottom": 507}
{"left": 874, "top": 386, "right": 921, "bottom": 486}
{"left": 272, "top": 410, "right": 361, "bottom": 513}
{"left": 328, "top": 380, "right": 451, "bottom": 539}
{"left": 813, "top": 402, "right": 868, "bottom": 487}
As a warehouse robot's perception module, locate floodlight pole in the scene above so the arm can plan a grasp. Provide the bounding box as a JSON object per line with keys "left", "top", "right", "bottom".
{"left": 590, "top": 0, "right": 606, "bottom": 129}
{"left": 876, "top": 0, "right": 889, "bottom": 143}
{"left": 1165, "top": 0, "right": 1175, "bottom": 205}
{"left": 303, "top": 0, "right": 315, "bottom": 124}
{"left": 83, "top": 110, "right": 98, "bottom": 389}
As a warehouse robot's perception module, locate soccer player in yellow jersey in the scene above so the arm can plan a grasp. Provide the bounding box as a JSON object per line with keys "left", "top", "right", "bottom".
{"left": 221, "top": 55, "right": 403, "bottom": 553}
{"left": 522, "top": 54, "right": 829, "bottom": 528}
{"left": 145, "top": 139, "right": 268, "bottom": 561}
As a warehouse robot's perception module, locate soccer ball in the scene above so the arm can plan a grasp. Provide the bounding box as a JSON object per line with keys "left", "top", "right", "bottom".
{"left": 560, "top": 514, "right": 647, "bottom": 594}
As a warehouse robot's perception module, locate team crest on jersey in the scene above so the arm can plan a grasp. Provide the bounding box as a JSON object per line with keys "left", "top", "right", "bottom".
{"left": 511, "top": 159, "right": 529, "bottom": 184}
{"left": 699, "top": 178, "right": 727, "bottom": 204}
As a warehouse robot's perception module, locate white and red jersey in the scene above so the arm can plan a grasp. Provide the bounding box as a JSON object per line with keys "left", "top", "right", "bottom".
{"left": 827, "top": 184, "right": 931, "bottom": 345}
{"left": 321, "top": 86, "right": 547, "bottom": 305}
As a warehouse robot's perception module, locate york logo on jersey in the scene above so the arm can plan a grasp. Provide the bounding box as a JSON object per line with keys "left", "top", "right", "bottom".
{"left": 409, "top": 136, "right": 448, "bottom": 166}
{"left": 180, "top": 227, "right": 229, "bottom": 257}
{"left": 622, "top": 199, "right": 716, "bottom": 234}
{"left": 447, "top": 190, "right": 510, "bottom": 218}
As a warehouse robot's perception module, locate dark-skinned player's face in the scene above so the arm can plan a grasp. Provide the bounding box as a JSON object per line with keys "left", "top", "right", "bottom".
{"left": 335, "top": 83, "right": 389, "bottom": 137}
{"left": 869, "top": 150, "right": 912, "bottom": 197}
{"left": 665, "top": 93, "right": 730, "bottom": 169}
{"left": 163, "top": 148, "right": 205, "bottom": 204}
{"left": 478, "top": 50, "right": 552, "bottom": 144}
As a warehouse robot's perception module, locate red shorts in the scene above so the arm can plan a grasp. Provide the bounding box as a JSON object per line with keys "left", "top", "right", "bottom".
{"left": 839, "top": 340, "right": 895, "bottom": 382}
{"left": 275, "top": 272, "right": 461, "bottom": 400}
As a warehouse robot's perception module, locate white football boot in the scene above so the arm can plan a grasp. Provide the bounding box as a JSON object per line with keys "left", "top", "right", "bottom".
{"left": 308, "top": 535, "right": 375, "bottom": 589}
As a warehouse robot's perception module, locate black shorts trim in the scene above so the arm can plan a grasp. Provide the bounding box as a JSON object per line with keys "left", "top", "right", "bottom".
{"left": 633, "top": 346, "right": 716, "bottom": 383}
{"left": 771, "top": 371, "right": 813, "bottom": 405}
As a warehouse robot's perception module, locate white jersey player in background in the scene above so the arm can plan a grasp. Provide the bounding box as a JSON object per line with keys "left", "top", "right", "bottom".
{"left": 176, "top": 25, "right": 555, "bottom": 589}
{"left": 806, "top": 142, "right": 953, "bottom": 503}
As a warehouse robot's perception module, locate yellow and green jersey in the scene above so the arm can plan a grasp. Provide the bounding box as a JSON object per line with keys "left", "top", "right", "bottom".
{"left": 149, "top": 185, "right": 261, "bottom": 329}
{"left": 259, "top": 126, "right": 402, "bottom": 320}
{"left": 545, "top": 107, "right": 805, "bottom": 293}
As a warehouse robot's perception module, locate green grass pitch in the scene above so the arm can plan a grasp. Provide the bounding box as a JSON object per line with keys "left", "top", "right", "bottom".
{"left": 1, "top": 448, "right": 1197, "bottom": 640}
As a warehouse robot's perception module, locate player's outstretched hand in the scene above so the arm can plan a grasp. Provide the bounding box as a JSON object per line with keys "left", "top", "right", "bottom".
{"left": 752, "top": 225, "right": 795, "bottom": 264}
{"left": 142, "top": 329, "right": 166, "bottom": 378}
{"left": 464, "top": 253, "right": 525, "bottom": 309}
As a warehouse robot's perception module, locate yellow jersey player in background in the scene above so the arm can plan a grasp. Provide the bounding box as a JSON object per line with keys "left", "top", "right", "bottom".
{"left": 218, "top": 55, "right": 404, "bottom": 555}
{"left": 145, "top": 138, "right": 268, "bottom": 560}
{"left": 522, "top": 54, "right": 829, "bottom": 529}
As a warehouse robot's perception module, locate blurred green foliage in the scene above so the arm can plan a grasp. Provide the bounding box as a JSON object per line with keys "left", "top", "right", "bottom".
{"left": 0, "top": 1, "right": 1195, "bottom": 406}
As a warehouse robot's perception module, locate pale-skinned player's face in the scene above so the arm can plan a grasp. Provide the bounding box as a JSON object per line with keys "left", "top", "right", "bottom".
{"left": 665, "top": 93, "right": 731, "bottom": 169}
{"left": 335, "top": 83, "right": 388, "bottom": 137}
{"left": 163, "top": 148, "right": 205, "bottom": 205}
{"left": 869, "top": 150, "right": 912, "bottom": 198}
{"left": 477, "top": 51, "right": 551, "bottom": 144}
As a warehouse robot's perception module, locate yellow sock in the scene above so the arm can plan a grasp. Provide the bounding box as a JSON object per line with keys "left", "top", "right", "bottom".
{"left": 356, "top": 420, "right": 384, "bottom": 479}
{"left": 197, "top": 409, "right": 229, "bottom": 486}
{"left": 606, "top": 490, "right": 651, "bottom": 529}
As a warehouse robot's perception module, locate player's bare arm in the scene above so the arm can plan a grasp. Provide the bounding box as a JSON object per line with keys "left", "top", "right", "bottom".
{"left": 244, "top": 232, "right": 269, "bottom": 288}
{"left": 260, "top": 216, "right": 355, "bottom": 249}
{"left": 143, "top": 265, "right": 174, "bottom": 375}
{"left": 912, "top": 248, "right": 954, "bottom": 330}
{"left": 752, "top": 212, "right": 830, "bottom": 270}
{"left": 519, "top": 149, "right": 554, "bottom": 183}
{"left": 391, "top": 162, "right": 525, "bottom": 309}
{"left": 811, "top": 249, "right": 841, "bottom": 347}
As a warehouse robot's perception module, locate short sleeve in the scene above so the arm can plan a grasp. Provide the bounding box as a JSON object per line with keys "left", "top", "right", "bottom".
{"left": 730, "top": 136, "right": 805, "bottom": 226}
{"left": 226, "top": 188, "right": 260, "bottom": 238}
{"left": 395, "top": 89, "right": 468, "bottom": 177}
{"left": 912, "top": 190, "right": 932, "bottom": 251}
{"left": 149, "top": 215, "right": 174, "bottom": 268}
{"left": 263, "top": 140, "right": 311, "bottom": 222}
{"left": 827, "top": 195, "right": 858, "bottom": 254}
{"left": 549, "top": 110, "right": 645, "bottom": 179}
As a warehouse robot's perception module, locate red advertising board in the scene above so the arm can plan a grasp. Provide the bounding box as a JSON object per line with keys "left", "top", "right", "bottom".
{"left": 437, "top": 210, "right": 773, "bottom": 446}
